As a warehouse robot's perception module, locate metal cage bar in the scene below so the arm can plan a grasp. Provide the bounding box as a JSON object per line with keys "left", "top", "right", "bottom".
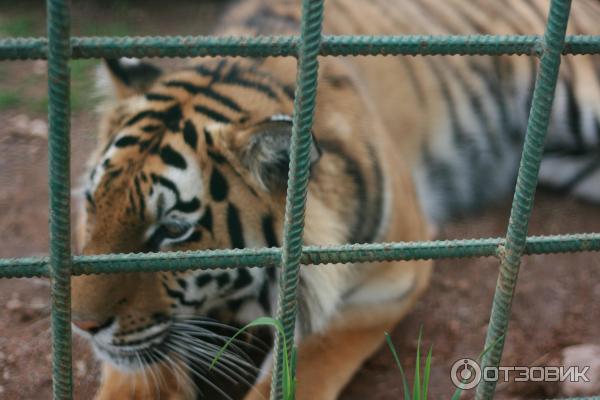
{"left": 2, "top": 34, "right": 600, "bottom": 60}
{"left": 0, "top": 0, "right": 598, "bottom": 398}
{"left": 2, "top": 233, "right": 600, "bottom": 279}
{"left": 476, "top": 0, "right": 573, "bottom": 398}
{"left": 270, "top": 0, "right": 324, "bottom": 397}
{"left": 46, "top": 0, "right": 73, "bottom": 398}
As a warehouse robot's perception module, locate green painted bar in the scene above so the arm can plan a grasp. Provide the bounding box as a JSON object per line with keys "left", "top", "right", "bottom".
{"left": 1, "top": 35, "right": 600, "bottom": 60}
{"left": 1, "top": 233, "right": 600, "bottom": 279}
{"left": 270, "top": 0, "right": 324, "bottom": 398}
{"left": 46, "top": 0, "right": 73, "bottom": 398}
{"left": 476, "top": 0, "right": 573, "bottom": 399}
{"left": 0, "top": 257, "right": 48, "bottom": 278}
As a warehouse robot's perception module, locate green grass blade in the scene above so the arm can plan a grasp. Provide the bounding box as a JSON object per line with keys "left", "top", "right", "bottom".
{"left": 210, "top": 316, "right": 286, "bottom": 370}
{"left": 210, "top": 317, "right": 297, "bottom": 400}
{"left": 413, "top": 328, "right": 422, "bottom": 400}
{"left": 422, "top": 344, "right": 433, "bottom": 400}
{"left": 385, "top": 332, "right": 411, "bottom": 400}
{"left": 450, "top": 387, "right": 463, "bottom": 400}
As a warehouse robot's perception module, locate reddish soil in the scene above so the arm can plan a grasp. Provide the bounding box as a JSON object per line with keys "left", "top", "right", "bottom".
{"left": 1, "top": 1, "right": 599, "bottom": 399}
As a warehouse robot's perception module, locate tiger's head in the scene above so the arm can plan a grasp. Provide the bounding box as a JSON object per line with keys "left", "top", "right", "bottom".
{"left": 71, "top": 58, "right": 321, "bottom": 380}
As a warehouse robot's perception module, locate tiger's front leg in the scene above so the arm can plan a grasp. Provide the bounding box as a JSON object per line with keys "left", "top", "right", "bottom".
{"left": 244, "top": 325, "right": 392, "bottom": 400}
{"left": 245, "top": 259, "right": 432, "bottom": 400}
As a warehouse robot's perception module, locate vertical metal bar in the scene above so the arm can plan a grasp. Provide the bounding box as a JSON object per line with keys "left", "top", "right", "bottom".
{"left": 47, "top": 0, "right": 72, "bottom": 398}
{"left": 270, "top": 0, "right": 324, "bottom": 398}
{"left": 475, "top": 0, "right": 572, "bottom": 398}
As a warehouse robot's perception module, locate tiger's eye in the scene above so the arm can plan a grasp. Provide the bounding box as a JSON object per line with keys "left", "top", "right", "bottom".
{"left": 162, "top": 221, "right": 190, "bottom": 238}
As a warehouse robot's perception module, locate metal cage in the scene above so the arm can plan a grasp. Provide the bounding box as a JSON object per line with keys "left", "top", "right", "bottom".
{"left": 0, "top": 0, "right": 599, "bottom": 398}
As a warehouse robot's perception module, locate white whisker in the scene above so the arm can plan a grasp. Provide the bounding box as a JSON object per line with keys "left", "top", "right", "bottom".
{"left": 164, "top": 343, "right": 234, "bottom": 400}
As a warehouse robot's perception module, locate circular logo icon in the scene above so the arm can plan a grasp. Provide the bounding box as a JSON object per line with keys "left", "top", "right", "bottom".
{"left": 451, "top": 358, "right": 482, "bottom": 390}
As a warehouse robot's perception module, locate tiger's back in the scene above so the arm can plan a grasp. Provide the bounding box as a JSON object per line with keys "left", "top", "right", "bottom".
{"left": 226, "top": 0, "right": 600, "bottom": 222}
{"left": 328, "top": 0, "right": 600, "bottom": 222}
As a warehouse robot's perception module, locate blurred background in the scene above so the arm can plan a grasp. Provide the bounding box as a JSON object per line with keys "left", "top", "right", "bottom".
{"left": 0, "top": 1, "right": 599, "bottom": 398}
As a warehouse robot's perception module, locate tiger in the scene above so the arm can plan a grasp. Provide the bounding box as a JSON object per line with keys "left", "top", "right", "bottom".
{"left": 71, "top": 0, "right": 600, "bottom": 399}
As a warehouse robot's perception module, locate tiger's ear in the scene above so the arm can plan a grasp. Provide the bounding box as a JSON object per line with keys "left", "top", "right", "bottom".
{"left": 104, "top": 58, "right": 163, "bottom": 99}
{"left": 236, "top": 116, "right": 321, "bottom": 192}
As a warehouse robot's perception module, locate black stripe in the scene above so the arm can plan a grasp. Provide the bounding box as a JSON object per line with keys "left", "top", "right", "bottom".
{"left": 566, "top": 82, "right": 586, "bottom": 151}
{"left": 125, "top": 105, "right": 182, "bottom": 132}
{"left": 162, "top": 283, "right": 205, "bottom": 308}
{"left": 282, "top": 84, "right": 295, "bottom": 100}
{"left": 127, "top": 190, "right": 137, "bottom": 213}
{"left": 151, "top": 173, "right": 179, "bottom": 197}
{"left": 103, "top": 168, "right": 123, "bottom": 188}
{"left": 203, "top": 127, "right": 214, "bottom": 146}
{"left": 227, "top": 298, "right": 245, "bottom": 313}
{"left": 194, "top": 104, "right": 231, "bottom": 124}
{"left": 125, "top": 110, "right": 158, "bottom": 126}
{"left": 562, "top": 156, "right": 600, "bottom": 192}
{"left": 183, "top": 120, "right": 198, "bottom": 150}
{"left": 165, "top": 80, "right": 243, "bottom": 113}
{"left": 318, "top": 140, "right": 368, "bottom": 244}
{"left": 227, "top": 203, "right": 245, "bottom": 249}
{"left": 177, "top": 278, "right": 188, "bottom": 289}
{"left": 216, "top": 273, "right": 230, "bottom": 288}
{"left": 141, "top": 124, "right": 163, "bottom": 133}
{"left": 210, "top": 168, "right": 229, "bottom": 201}
{"left": 261, "top": 215, "right": 279, "bottom": 247}
{"left": 174, "top": 197, "right": 201, "bottom": 213}
{"left": 211, "top": 60, "right": 227, "bottom": 84}
{"left": 134, "top": 176, "right": 146, "bottom": 221}
{"left": 233, "top": 268, "right": 253, "bottom": 289}
{"left": 114, "top": 135, "right": 139, "bottom": 148}
{"left": 222, "top": 64, "right": 279, "bottom": 101}
{"left": 421, "top": 145, "right": 459, "bottom": 220}
{"left": 404, "top": 0, "right": 503, "bottom": 158}
{"left": 362, "top": 144, "right": 385, "bottom": 244}
{"left": 151, "top": 173, "right": 200, "bottom": 214}
{"left": 427, "top": 60, "right": 480, "bottom": 212}
{"left": 85, "top": 191, "right": 95, "bottom": 210}
{"left": 145, "top": 93, "right": 175, "bottom": 101}
{"left": 460, "top": 62, "right": 503, "bottom": 159}
{"left": 198, "top": 206, "right": 213, "bottom": 233}
{"left": 207, "top": 150, "right": 227, "bottom": 164}
{"left": 258, "top": 279, "right": 271, "bottom": 313}
{"left": 139, "top": 138, "right": 160, "bottom": 153}
{"left": 194, "top": 63, "right": 220, "bottom": 80}
{"left": 195, "top": 274, "right": 212, "bottom": 287}
{"left": 160, "top": 145, "right": 187, "bottom": 169}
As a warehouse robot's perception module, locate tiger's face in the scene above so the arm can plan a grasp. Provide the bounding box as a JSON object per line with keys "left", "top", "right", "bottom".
{"left": 71, "top": 58, "right": 320, "bottom": 376}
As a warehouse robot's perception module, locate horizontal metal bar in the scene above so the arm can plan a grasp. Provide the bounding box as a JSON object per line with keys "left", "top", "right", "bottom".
{"left": 1, "top": 34, "right": 600, "bottom": 61}
{"left": 1, "top": 233, "right": 598, "bottom": 278}
{"left": 0, "top": 257, "right": 48, "bottom": 278}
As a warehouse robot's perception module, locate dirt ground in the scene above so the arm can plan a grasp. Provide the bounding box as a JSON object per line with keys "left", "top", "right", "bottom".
{"left": 1, "top": 1, "right": 599, "bottom": 399}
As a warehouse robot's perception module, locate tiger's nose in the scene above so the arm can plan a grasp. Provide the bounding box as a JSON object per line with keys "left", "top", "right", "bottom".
{"left": 72, "top": 317, "right": 114, "bottom": 335}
